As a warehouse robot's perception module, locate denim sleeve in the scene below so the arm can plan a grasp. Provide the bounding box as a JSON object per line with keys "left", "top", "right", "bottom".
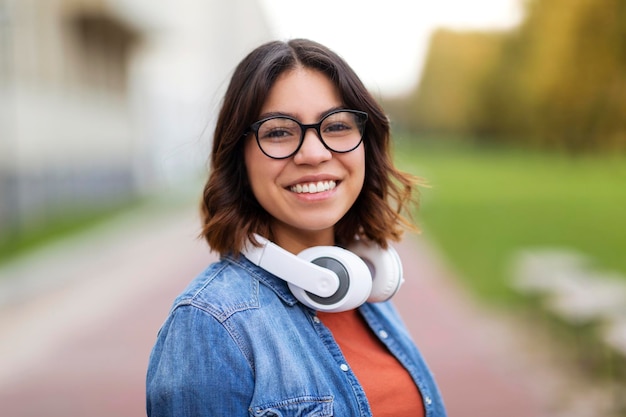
{"left": 146, "top": 304, "right": 254, "bottom": 417}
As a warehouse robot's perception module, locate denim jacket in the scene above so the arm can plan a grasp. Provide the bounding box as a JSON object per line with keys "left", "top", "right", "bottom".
{"left": 146, "top": 254, "right": 447, "bottom": 417}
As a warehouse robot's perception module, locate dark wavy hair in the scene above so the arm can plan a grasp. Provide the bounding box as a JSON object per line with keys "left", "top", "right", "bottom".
{"left": 200, "top": 39, "right": 419, "bottom": 255}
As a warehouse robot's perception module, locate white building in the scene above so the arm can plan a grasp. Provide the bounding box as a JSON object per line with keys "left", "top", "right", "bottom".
{"left": 0, "top": 0, "right": 272, "bottom": 237}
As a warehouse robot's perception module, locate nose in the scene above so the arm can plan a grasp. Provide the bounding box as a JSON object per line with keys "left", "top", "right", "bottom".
{"left": 293, "top": 127, "right": 332, "bottom": 165}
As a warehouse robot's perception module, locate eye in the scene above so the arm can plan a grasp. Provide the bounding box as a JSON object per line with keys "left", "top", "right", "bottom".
{"left": 321, "top": 112, "right": 361, "bottom": 137}
{"left": 322, "top": 119, "right": 356, "bottom": 137}
{"left": 324, "top": 122, "right": 352, "bottom": 133}
{"left": 262, "top": 128, "right": 295, "bottom": 139}
{"left": 258, "top": 118, "right": 300, "bottom": 142}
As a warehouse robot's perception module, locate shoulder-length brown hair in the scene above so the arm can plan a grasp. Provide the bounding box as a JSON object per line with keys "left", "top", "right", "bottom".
{"left": 201, "top": 39, "right": 418, "bottom": 255}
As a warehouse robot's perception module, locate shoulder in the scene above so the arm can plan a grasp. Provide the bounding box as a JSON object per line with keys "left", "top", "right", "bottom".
{"left": 171, "top": 255, "right": 297, "bottom": 322}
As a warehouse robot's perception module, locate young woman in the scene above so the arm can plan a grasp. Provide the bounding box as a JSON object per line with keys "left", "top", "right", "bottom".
{"left": 146, "top": 39, "right": 447, "bottom": 417}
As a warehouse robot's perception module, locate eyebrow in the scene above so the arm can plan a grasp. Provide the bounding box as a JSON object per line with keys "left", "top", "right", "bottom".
{"left": 257, "top": 105, "right": 346, "bottom": 122}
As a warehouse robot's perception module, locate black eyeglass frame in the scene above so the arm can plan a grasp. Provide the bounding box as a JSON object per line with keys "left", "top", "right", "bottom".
{"left": 246, "top": 109, "right": 369, "bottom": 160}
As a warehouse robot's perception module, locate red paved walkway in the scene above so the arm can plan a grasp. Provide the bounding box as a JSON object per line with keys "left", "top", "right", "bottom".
{"left": 0, "top": 204, "right": 604, "bottom": 416}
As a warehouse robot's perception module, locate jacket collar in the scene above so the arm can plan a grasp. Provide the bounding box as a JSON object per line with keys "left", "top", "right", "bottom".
{"left": 223, "top": 253, "right": 300, "bottom": 307}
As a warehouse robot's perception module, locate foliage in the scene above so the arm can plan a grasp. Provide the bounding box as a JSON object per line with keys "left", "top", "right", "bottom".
{"left": 478, "top": 0, "right": 626, "bottom": 151}
{"left": 388, "top": 0, "right": 626, "bottom": 152}
{"left": 386, "top": 30, "right": 507, "bottom": 135}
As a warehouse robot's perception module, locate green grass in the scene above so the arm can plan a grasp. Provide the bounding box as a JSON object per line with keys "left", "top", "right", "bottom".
{"left": 0, "top": 181, "right": 202, "bottom": 268}
{"left": 394, "top": 136, "right": 626, "bottom": 305}
{"left": 0, "top": 199, "right": 143, "bottom": 265}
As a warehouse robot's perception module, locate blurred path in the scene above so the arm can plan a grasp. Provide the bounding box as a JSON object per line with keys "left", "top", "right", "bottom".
{"left": 393, "top": 238, "right": 612, "bottom": 417}
{"left": 0, "top": 202, "right": 213, "bottom": 417}
{"left": 0, "top": 202, "right": 606, "bottom": 416}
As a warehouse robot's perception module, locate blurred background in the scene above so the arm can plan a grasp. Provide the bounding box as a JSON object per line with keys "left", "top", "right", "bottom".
{"left": 1, "top": 0, "right": 626, "bottom": 416}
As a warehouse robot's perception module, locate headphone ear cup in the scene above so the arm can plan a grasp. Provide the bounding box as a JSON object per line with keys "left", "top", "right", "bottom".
{"left": 349, "top": 241, "right": 404, "bottom": 303}
{"left": 291, "top": 246, "right": 373, "bottom": 313}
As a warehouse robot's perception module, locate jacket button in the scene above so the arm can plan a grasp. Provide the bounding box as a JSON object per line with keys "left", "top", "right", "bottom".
{"left": 340, "top": 363, "right": 349, "bottom": 372}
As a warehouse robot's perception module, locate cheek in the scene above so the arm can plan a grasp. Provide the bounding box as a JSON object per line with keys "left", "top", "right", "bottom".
{"left": 243, "top": 138, "right": 256, "bottom": 179}
{"left": 351, "top": 148, "right": 366, "bottom": 188}
{"left": 244, "top": 138, "right": 282, "bottom": 196}
{"left": 244, "top": 139, "right": 263, "bottom": 192}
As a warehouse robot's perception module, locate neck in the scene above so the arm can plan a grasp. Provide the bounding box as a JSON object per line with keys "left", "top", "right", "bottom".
{"left": 271, "top": 224, "right": 334, "bottom": 254}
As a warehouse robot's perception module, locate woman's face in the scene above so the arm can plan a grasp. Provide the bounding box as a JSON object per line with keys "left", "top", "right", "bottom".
{"left": 244, "top": 67, "right": 365, "bottom": 253}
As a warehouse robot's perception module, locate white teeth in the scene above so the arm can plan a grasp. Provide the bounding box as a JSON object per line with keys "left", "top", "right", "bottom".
{"left": 290, "top": 180, "right": 336, "bottom": 194}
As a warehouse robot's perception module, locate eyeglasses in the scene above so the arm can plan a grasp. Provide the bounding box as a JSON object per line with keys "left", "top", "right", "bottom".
{"left": 247, "top": 109, "right": 368, "bottom": 159}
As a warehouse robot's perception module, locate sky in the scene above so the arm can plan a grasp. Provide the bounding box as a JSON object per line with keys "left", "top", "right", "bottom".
{"left": 259, "top": 0, "right": 523, "bottom": 97}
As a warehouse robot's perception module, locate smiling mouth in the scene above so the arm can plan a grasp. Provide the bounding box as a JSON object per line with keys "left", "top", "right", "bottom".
{"left": 290, "top": 180, "right": 337, "bottom": 194}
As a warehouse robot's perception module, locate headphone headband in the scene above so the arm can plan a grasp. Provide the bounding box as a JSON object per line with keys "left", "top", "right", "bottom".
{"left": 242, "top": 235, "right": 339, "bottom": 297}
{"left": 241, "top": 234, "right": 403, "bottom": 312}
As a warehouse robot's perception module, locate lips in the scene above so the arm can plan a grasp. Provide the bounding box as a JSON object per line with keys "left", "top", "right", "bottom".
{"left": 290, "top": 180, "right": 337, "bottom": 194}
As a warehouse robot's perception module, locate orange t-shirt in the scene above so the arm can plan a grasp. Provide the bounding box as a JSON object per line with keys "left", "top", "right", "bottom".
{"left": 318, "top": 310, "right": 424, "bottom": 417}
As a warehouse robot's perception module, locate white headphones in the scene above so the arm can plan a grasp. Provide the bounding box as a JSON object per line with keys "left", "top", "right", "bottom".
{"left": 241, "top": 234, "right": 404, "bottom": 312}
